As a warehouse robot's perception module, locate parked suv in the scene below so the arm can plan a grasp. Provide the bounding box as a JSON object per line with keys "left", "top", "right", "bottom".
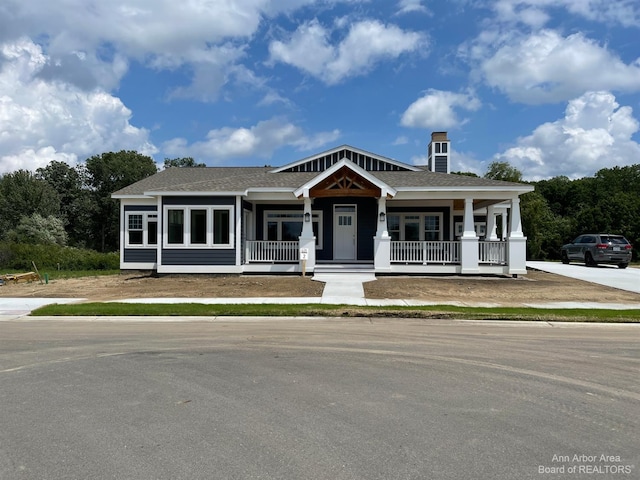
{"left": 561, "top": 234, "right": 632, "bottom": 269}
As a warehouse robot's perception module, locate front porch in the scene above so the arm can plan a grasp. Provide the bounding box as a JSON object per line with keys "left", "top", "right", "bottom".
{"left": 244, "top": 238, "right": 520, "bottom": 275}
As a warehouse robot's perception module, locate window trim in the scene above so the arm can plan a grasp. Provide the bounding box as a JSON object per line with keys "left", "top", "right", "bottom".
{"left": 162, "top": 205, "right": 234, "bottom": 249}
{"left": 125, "top": 211, "right": 158, "bottom": 248}
{"left": 263, "top": 210, "right": 323, "bottom": 249}
{"left": 388, "top": 213, "right": 443, "bottom": 241}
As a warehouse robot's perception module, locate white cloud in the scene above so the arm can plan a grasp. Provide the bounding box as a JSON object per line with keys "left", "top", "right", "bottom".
{"left": 0, "top": 39, "right": 156, "bottom": 175}
{"left": 269, "top": 19, "right": 426, "bottom": 84}
{"left": 396, "top": 0, "right": 431, "bottom": 16}
{"left": 401, "top": 89, "right": 481, "bottom": 129}
{"left": 493, "top": 91, "right": 640, "bottom": 181}
{"left": 468, "top": 29, "right": 640, "bottom": 104}
{"left": 162, "top": 118, "right": 340, "bottom": 163}
{"left": 493, "top": 0, "right": 640, "bottom": 28}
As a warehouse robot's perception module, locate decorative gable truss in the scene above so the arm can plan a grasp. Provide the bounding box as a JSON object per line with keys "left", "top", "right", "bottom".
{"left": 310, "top": 166, "right": 381, "bottom": 198}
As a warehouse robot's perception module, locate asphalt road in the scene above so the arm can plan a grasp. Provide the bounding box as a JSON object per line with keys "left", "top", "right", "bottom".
{"left": 1, "top": 318, "right": 638, "bottom": 480}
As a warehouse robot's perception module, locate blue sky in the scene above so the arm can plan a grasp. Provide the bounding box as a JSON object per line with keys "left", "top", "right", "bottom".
{"left": 1, "top": 0, "right": 639, "bottom": 180}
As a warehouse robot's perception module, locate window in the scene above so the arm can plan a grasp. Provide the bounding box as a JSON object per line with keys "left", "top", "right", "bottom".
{"left": 125, "top": 211, "right": 158, "bottom": 247}
{"left": 191, "top": 209, "right": 207, "bottom": 244}
{"left": 387, "top": 213, "right": 443, "bottom": 241}
{"left": 163, "top": 206, "right": 234, "bottom": 248}
{"left": 168, "top": 209, "right": 185, "bottom": 245}
{"left": 442, "top": 143, "right": 448, "bottom": 153}
{"left": 435, "top": 143, "right": 441, "bottom": 154}
{"left": 128, "top": 214, "right": 143, "bottom": 245}
{"left": 265, "top": 211, "right": 323, "bottom": 248}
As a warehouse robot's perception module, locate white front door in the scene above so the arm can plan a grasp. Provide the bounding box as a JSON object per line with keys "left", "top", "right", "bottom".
{"left": 334, "top": 206, "right": 356, "bottom": 260}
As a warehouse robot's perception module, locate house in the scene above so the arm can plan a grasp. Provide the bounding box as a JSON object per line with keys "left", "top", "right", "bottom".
{"left": 112, "top": 133, "right": 534, "bottom": 276}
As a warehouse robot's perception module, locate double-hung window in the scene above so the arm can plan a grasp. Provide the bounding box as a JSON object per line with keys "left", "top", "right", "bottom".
{"left": 163, "top": 206, "right": 233, "bottom": 248}
{"left": 125, "top": 211, "right": 158, "bottom": 247}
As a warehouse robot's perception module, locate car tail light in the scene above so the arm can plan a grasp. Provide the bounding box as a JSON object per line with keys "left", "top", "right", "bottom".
{"left": 624, "top": 244, "right": 632, "bottom": 250}
{"left": 595, "top": 243, "right": 608, "bottom": 249}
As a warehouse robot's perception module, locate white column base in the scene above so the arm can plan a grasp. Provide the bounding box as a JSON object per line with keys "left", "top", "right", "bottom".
{"left": 299, "top": 236, "right": 316, "bottom": 273}
{"left": 460, "top": 236, "right": 480, "bottom": 274}
{"left": 374, "top": 235, "right": 391, "bottom": 271}
{"left": 508, "top": 236, "right": 527, "bottom": 275}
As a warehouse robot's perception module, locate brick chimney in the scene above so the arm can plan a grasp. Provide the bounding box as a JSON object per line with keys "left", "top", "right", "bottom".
{"left": 427, "top": 132, "right": 450, "bottom": 173}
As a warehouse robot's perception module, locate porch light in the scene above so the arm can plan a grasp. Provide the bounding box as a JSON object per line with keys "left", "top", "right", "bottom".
{"left": 304, "top": 212, "right": 311, "bottom": 222}
{"left": 379, "top": 212, "right": 386, "bottom": 222}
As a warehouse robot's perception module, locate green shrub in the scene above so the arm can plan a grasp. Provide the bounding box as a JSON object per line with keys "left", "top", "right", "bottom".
{"left": 0, "top": 243, "right": 118, "bottom": 271}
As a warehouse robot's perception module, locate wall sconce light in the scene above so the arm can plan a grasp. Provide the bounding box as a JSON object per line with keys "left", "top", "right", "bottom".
{"left": 379, "top": 212, "right": 386, "bottom": 222}
{"left": 304, "top": 212, "right": 311, "bottom": 222}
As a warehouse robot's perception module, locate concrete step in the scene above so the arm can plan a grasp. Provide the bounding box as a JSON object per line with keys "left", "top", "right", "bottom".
{"left": 313, "top": 264, "right": 375, "bottom": 274}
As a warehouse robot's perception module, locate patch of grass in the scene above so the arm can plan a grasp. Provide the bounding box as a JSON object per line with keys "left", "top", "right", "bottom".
{"left": 30, "top": 302, "right": 640, "bottom": 323}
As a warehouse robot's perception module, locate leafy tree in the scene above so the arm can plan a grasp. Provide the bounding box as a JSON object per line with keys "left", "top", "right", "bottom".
{"left": 36, "top": 161, "right": 94, "bottom": 247}
{"left": 84, "top": 151, "right": 157, "bottom": 251}
{"left": 451, "top": 171, "right": 479, "bottom": 177}
{"left": 0, "top": 170, "right": 61, "bottom": 241}
{"left": 484, "top": 161, "right": 523, "bottom": 183}
{"left": 8, "top": 213, "right": 68, "bottom": 246}
{"left": 163, "top": 157, "right": 206, "bottom": 168}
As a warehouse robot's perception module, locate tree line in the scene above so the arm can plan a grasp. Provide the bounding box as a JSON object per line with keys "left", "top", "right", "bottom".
{"left": 0, "top": 151, "right": 638, "bottom": 261}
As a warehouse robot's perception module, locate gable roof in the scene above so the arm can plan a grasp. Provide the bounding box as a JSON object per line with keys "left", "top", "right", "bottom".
{"left": 112, "top": 146, "right": 534, "bottom": 198}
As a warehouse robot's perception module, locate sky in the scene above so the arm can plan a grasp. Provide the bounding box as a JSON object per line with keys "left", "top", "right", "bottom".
{"left": 1, "top": 0, "right": 639, "bottom": 181}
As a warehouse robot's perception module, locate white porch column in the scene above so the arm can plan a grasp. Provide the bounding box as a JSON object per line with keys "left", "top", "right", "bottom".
{"left": 501, "top": 213, "right": 508, "bottom": 241}
{"left": 460, "top": 197, "right": 479, "bottom": 274}
{"left": 299, "top": 192, "right": 316, "bottom": 272}
{"left": 374, "top": 193, "right": 391, "bottom": 271}
{"left": 507, "top": 197, "right": 527, "bottom": 275}
{"left": 486, "top": 205, "right": 498, "bottom": 241}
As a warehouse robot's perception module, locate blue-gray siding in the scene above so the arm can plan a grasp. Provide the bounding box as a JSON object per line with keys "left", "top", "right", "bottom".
{"left": 162, "top": 249, "right": 236, "bottom": 265}
{"left": 124, "top": 249, "right": 157, "bottom": 263}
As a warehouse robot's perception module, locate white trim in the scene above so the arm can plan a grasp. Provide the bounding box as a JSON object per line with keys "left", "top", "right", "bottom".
{"left": 124, "top": 211, "right": 159, "bottom": 248}
{"left": 120, "top": 262, "right": 157, "bottom": 270}
{"left": 157, "top": 265, "right": 243, "bottom": 274}
{"left": 235, "top": 196, "right": 242, "bottom": 266}
{"left": 163, "top": 205, "right": 234, "bottom": 249}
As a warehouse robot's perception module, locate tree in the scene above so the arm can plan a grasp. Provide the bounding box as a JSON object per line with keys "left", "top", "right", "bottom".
{"left": 0, "top": 170, "right": 61, "bottom": 241}
{"left": 36, "top": 161, "right": 93, "bottom": 247}
{"left": 163, "top": 157, "right": 206, "bottom": 168}
{"left": 84, "top": 151, "right": 158, "bottom": 252}
{"left": 8, "top": 213, "right": 68, "bottom": 246}
{"left": 484, "top": 161, "right": 523, "bottom": 183}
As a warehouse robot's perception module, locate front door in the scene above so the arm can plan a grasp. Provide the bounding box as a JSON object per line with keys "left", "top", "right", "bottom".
{"left": 334, "top": 206, "right": 356, "bottom": 260}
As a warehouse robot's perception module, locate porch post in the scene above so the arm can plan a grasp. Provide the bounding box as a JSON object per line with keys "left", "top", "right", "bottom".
{"left": 486, "top": 205, "right": 498, "bottom": 241}
{"left": 501, "top": 213, "right": 508, "bottom": 240}
{"left": 507, "top": 196, "right": 527, "bottom": 275}
{"left": 460, "top": 197, "right": 479, "bottom": 274}
{"left": 374, "top": 193, "right": 391, "bottom": 271}
{"left": 299, "top": 191, "right": 316, "bottom": 272}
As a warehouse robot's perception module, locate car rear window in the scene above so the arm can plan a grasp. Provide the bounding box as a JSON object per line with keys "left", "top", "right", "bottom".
{"left": 600, "top": 236, "right": 629, "bottom": 245}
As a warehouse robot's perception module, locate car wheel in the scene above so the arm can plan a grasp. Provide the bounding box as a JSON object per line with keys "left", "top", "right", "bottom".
{"left": 585, "top": 252, "right": 597, "bottom": 267}
{"left": 618, "top": 263, "right": 628, "bottom": 269}
{"left": 561, "top": 251, "right": 569, "bottom": 264}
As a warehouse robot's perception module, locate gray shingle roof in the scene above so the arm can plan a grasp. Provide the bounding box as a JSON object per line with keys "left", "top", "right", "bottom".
{"left": 113, "top": 163, "right": 531, "bottom": 197}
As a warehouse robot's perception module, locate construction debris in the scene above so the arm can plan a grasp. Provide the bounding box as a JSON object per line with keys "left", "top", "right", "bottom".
{"left": 0, "top": 271, "right": 42, "bottom": 285}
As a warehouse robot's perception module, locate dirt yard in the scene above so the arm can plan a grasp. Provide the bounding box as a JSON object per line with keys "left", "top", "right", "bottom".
{"left": 1, "top": 269, "right": 639, "bottom": 305}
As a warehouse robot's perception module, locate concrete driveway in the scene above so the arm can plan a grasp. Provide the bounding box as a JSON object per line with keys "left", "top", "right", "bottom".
{"left": 527, "top": 261, "right": 640, "bottom": 294}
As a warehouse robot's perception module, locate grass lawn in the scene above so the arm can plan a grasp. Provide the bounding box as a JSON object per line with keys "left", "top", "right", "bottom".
{"left": 31, "top": 302, "right": 640, "bottom": 323}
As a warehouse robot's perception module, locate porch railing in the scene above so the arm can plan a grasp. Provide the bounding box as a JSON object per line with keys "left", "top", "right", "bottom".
{"left": 245, "top": 240, "right": 299, "bottom": 263}
{"left": 390, "top": 241, "right": 460, "bottom": 264}
{"left": 479, "top": 241, "right": 507, "bottom": 264}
